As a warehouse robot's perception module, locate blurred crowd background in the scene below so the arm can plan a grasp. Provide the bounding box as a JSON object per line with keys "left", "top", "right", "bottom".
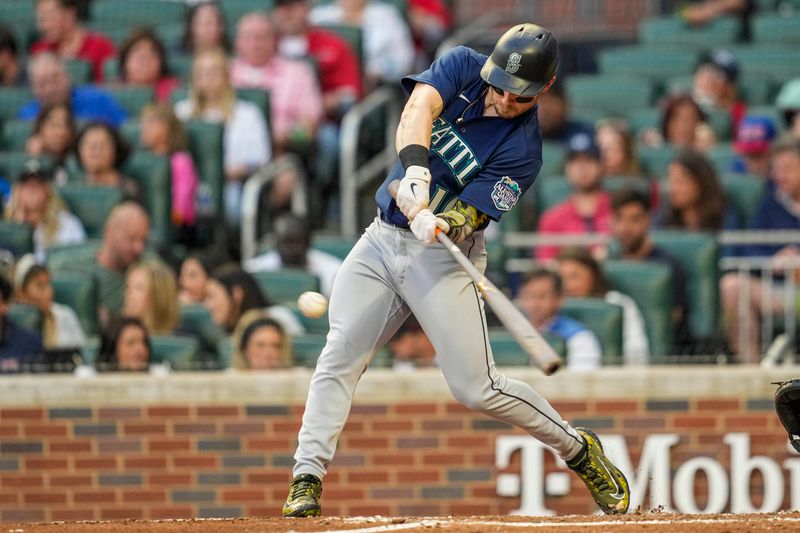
{"left": 0, "top": 0, "right": 799, "bottom": 375}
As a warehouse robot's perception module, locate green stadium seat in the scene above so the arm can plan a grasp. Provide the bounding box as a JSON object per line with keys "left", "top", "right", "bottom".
{"left": 150, "top": 334, "right": 199, "bottom": 371}
{"left": 0, "top": 221, "right": 33, "bottom": 255}
{"left": 752, "top": 13, "right": 800, "bottom": 44}
{"left": 178, "top": 303, "right": 227, "bottom": 366}
{"left": 64, "top": 59, "right": 92, "bottom": 85}
{"left": 119, "top": 120, "right": 142, "bottom": 148}
{"left": 122, "top": 151, "right": 172, "bottom": 244}
{"left": 488, "top": 330, "right": 567, "bottom": 367}
{"left": 707, "top": 143, "right": 737, "bottom": 173}
{"left": 598, "top": 46, "right": 701, "bottom": 87}
{"left": 639, "top": 15, "right": 743, "bottom": 50}
{"left": 562, "top": 297, "right": 624, "bottom": 364}
{"left": 168, "top": 55, "right": 195, "bottom": 82}
{"left": 311, "top": 234, "right": 357, "bottom": 260}
{"left": 534, "top": 176, "right": 570, "bottom": 214}
{"left": 752, "top": 0, "right": 780, "bottom": 10}
{"left": 46, "top": 240, "right": 101, "bottom": 273}
{"left": 100, "top": 86, "right": 155, "bottom": 116}
{"left": 721, "top": 173, "right": 767, "bottom": 226}
{"left": 292, "top": 333, "right": 327, "bottom": 367}
{"left": 603, "top": 260, "right": 674, "bottom": 358}
{"left": 738, "top": 74, "right": 775, "bottom": 106}
{"left": 216, "top": 336, "right": 235, "bottom": 369}
{"left": 651, "top": 231, "right": 719, "bottom": 341}
{"left": 0, "top": 88, "right": 33, "bottom": 122}
{"left": 728, "top": 45, "right": 800, "bottom": 84}
{"left": 252, "top": 269, "right": 321, "bottom": 304}
{"left": 0, "top": 0, "right": 35, "bottom": 26}
{"left": 56, "top": 183, "right": 123, "bottom": 239}
{"left": 91, "top": 0, "right": 187, "bottom": 26}
{"left": 51, "top": 272, "right": 98, "bottom": 336}
{"left": 540, "top": 141, "right": 565, "bottom": 178}
{"left": 221, "top": 0, "right": 275, "bottom": 25}
{"left": 185, "top": 120, "right": 225, "bottom": 216}
{"left": 0, "top": 151, "right": 48, "bottom": 183}
{"left": 567, "top": 107, "right": 607, "bottom": 128}
{"left": 316, "top": 24, "right": 364, "bottom": 70}
{"left": 565, "top": 75, "right": 654, "bottom": 118}
{"left": 628, "top": 107, "right": 661, "bottom": 137}
{"left": 7, "top": 303, "right": 41, "bottom": 333}
{"left": 1, "top": 120, "right": 33, "bottom": 151}
{"left": 639, "top": 145, "right": 678, "bottom": 179}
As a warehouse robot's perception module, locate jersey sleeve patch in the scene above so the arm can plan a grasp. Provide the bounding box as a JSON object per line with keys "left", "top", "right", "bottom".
{"left": 491, "top": 176, "right": 521, "bottom": 211}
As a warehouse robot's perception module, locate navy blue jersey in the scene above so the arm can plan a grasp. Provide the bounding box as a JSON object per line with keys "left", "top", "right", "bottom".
{"left": 376, "top": 46, "right": 544, "bottom": 228}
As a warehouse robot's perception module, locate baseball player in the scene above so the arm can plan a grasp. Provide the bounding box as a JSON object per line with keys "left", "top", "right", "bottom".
{"left": 283, "top": 24, "right": 630, "bottom": 517}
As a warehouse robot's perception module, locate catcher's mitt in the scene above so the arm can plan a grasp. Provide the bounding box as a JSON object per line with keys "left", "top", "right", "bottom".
{"left": 775, "top": 379, "right": 800, "bottom": 452}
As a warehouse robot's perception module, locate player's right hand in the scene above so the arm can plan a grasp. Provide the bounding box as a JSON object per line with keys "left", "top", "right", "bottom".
{"left": 396, "top": 166, "right": 431, "bottom": 220}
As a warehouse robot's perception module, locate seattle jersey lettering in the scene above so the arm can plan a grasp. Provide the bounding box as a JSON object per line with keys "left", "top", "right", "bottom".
{"left": 430, "top": 117, "right": 482, "bottom": 186}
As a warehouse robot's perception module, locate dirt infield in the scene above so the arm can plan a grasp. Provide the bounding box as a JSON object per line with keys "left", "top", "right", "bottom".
{"left": 4, "top": 512, "right": 800, "bottom": 532}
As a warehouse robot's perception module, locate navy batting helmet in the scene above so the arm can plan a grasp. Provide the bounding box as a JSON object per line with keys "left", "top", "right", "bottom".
{"left": 480, "top": 23, "right": 559, "bottom": 97}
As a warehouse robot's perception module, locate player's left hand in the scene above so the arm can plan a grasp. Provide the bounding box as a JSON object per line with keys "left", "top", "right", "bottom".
{"left": 410, "top": 209, "right": 449, "bottom": 243}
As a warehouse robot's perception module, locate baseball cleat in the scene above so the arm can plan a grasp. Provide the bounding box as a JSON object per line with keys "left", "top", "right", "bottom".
{"left": 567, "top": 428, "right": 630, "bottom": 515}
{"left": 282, "top": 473, "right": 322, "bottom": 517}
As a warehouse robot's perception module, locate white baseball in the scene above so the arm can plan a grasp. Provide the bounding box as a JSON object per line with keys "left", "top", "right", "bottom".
{"left": 297, "top": 291, "right": 328, "bottom": 318}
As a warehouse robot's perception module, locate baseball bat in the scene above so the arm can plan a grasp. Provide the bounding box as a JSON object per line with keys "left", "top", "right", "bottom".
{"left": 388, "top": 180, "right": 562, "bottom": 375}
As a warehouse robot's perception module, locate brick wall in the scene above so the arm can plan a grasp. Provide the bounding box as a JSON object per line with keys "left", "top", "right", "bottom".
{"left": 0, "top": 390, "right": 793, "bottom": 522}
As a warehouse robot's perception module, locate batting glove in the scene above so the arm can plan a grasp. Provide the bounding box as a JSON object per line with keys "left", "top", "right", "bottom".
{"left": 410, "top": 209, "right": 450, "bottom": 244}
{"left": 395, "top": 166, "right": 431, "bottom": 220}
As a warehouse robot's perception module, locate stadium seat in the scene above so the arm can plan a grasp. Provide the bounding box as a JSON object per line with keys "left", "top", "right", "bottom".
{"left": 488, "top": 330, "right": 567, "bottom": 367}
{"left": 292, "top": 333, "right": 327, "bottom": 367}
{"left": 562, "top": 297, "right": 624, "bottom": 365}
{"left": 46, "top": 240, "right": 101, "bottom": 273}
{"left": 64, "top": 59, "right": 91, "bottom": 85}
{"left": 216, "top": 336, "right": 234, "bottom": 369}
{"left": 534, "top": 176, "right": 570, "bottom": 214}
{"left": 7, "top": 303, "right": 42, "bottom": 332}
{"left": 565, "top": 75, "right": 654, "bottom": 118}
{"left": 51, "top": 272, "right": 98, "bottom": 336}
{"left": 738, "top": 74, "right": 775, "bottom": 106}
{"left": 0, "top": 88, "right": 33, "bottom": 122}
{"left": 603, "top": 260, "right": 674, "bottom": 358}
{"left": 315, "top": 23, "right": 364, "bottom": 70}
{"left": 721, "top": 172, "right": 767, "bottom": 226}
{"left": 0, "top": 152, "right": 45, "bottom": 183}
{"left": 0, "top": 0, "right": 35, "bottom": 26}
{"left": 100, "top": 86, "right": 155, "bottom": 116}
{"left": 707, "top": 143, "right": 737, "bottom": 174}
{"left": 752, "top": 13, "right": 800, "bottom": 45}
{"left": 178, "top": 303, "right": 227, "bottom": 367}
{"left": 252, "top": 269, "right": 321, "bottom": 304}
{"left": 0, "top": 221, "right": 33, "bottom": 255}
{"left": 1, "top": 120, "right": 33, "bottom": 151}
{"left": 221, "top": 0, "right": 275, "bottom": 25}
{"left": 56, "top": 183, "right": 123, "bottom": 239}
{"left": 628, "top": 107, "right": 661, "bottom": 137}
{"left": 168, "top": 55, "right": 195, "bottom": 82}
{"left": 567, "top": 107, "right": 608, "bottom": 129}
{"left": 91, "top": 0, "right": 187, "bottom": 26}
{"left": 311, "top": 234, "right": 357, "bottom": 260}
{"left": 651, "top": 231, "right": 719, "bottom": 341}
{"left": 540, "top": 141, "right": 565, "bottom": 178}
{"left": 150, "top": 334, "right": 199, "bottom": 371}
{"left": 185, "top": 120, "right": 225, "bottom": 216}
{"left": 122, "top": 151, "right": 172, "bottom": 244}
{"left": 639, "top": 15, "right": 743, "bottom": 50}
{"left": 639, "top": 145, "right": 678, "bottom": 180}
{"left": 598, "top": 46, "right": 701, "bottom": 88}
{"left": 728, "top": 45, "right": 800, "bottom": 84}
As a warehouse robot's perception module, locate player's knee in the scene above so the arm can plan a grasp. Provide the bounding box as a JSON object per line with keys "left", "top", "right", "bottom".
{"left": 449, "top": 383, "right": 492, "bottom": 412}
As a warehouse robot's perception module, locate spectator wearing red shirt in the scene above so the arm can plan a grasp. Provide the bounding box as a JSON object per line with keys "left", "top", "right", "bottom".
{"left": 31, "top": 0, "right": 115, "bottom": 82}
{"left": 408, "top": 0, "right": 452, "bottom": 67}
{"left": 536, "top": 133, "right": 611, "bottom": 260}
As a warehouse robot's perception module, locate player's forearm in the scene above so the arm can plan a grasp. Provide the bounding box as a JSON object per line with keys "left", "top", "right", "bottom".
{"left": 396, "top": 83, "right": 443, "bottom": 153}
{"left": 437, "top": 200, "right": 488, "bottom": 243}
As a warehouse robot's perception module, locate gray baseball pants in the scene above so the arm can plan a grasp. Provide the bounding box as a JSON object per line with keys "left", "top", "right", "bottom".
{"left": 292, "top": 217, "right": 584, "bottom": 479}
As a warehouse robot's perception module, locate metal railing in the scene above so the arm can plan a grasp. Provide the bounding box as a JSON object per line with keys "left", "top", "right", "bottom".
{"left": 339, "top": 87, "right": 402, "bottom": 237}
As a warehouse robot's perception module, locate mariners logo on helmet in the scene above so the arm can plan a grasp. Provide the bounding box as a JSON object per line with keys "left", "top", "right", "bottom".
{"left": 505, "top": 53, "right": 522, "bottom": 74}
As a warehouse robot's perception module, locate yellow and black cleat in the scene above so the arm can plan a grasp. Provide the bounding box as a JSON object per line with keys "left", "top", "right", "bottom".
{"left": 282, "top": 473, "right": 322, "bottom": 517}
{"left": 567, "top": 428, "right": 630, "bottom": 515}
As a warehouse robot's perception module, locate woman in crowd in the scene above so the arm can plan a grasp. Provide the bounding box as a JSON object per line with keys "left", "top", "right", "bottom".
{"left": 75, "top": 122, "right": 141, "bottom": 201}
{"left": 180, "top": 1, "right": 229, "bottom": 55}
{"left": 139, "top": 103, "right": 199, "bottom": 231}
{"left": 174, "top": 48, "right": 271, "bottom": 225}
{"left": 123, "top": 260, "right": 180, "bottom": 336}
{"left": 595, "top": 119, "right": 641, "bottom": 177}
{"left": 232, "top": 310, "right": 293, "bottom": 370}
{"left": 660, "top": 94, "right": 716, "bottom": 151}
{"left": 556, "top": 247, "right": 650, "bottom": 365}
{"left": 177, "top": 251, "right": 227, "bottom": 305}
{"left": 25, "top": 103, "right": 76, "bottom": 185}
{"left": 95, "top": 316, "right": 151, "bottom": 372}
{"left": 118, "top": 28, "right": 180, "bottom": 103}
{"left": 13, "top": 254, "right": 86, "bottom": 351}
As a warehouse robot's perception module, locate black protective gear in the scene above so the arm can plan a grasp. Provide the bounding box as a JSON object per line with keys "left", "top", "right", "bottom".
{"left": 775, "top": 379, "right": 800, "bottom": 452}
{"left": 480, "top": 23, "right": 559, "bottom": 97}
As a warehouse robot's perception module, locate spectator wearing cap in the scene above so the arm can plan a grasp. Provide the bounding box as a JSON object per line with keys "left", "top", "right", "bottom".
{"left": 693, "top": 49, "right": 746, "bottom": 134}
{"left": 731, "top": 116, "right": 777, "bottom": 178}
{"left": 0, "top": 274, "right": 44, "bottom": 373}
{"left": 536, "top": 133, "right": 611, "bottom": 260}
{"left": 30, "top": 0, "right": 115, "bottom": 82}
{"left": 17, "top": 53, "right": 127, "bottom": 127}
{"left": 0, "top": 23, "right": 26, "bottom": 86}
{"left": 388, "top": 316, "right": 437, "bottom": 371}
{"left": 3, "top": 159, "right": 86, "bottom": 262}
{"left": 535, "top": 80, "right": 594, "bottom": 147}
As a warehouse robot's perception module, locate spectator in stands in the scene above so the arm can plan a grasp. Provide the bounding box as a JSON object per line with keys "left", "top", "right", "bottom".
{"left": 658, "top": 149, "right": 740, "bottom": 231}
{"left": 174, "top": 48, "right": 271, "bottom": 226}
{"left": 388, "top": 316, "right": 436, "bottom": 371}
{"left": 0, "top": 274, "right": 44, "bottom": 373}
{"left": 693, "top": 49, "right": 746, "bottom": 134}
{"left": 139, "top": 103, "right": 199, "bottom": 231}
{"left": 679, "top": 0, "right": 750, "bottom": 27}
{"left": 180, "top": 0, "right": 230, "bottom": 55}
{"left": 177, "top": 251, "right": 227, "bottom": 305}
{"left": 96, "top": 316, "right": 151, "bottom": 372}
{"left": 123, "top": 260, "right": 179, "bottom": 336}
{"left": 536, "top": 133, "right": 611, "bottom": 260}
{"left": 407, "top": 0, "right": 452, "bottom": 68}
{"left": 18, "top": 53, "right": 127, "bottom": 127}
{"left": 595, "top": 119, "right": 641, "bottom": 177}
{"left": 117, "top": 28, "right": 181, "bottom": 103}
{"left": 537, "top": 80, "right": 593, "bottom": 147}
{"left": 231, "top": 13, "right": 323, "bottom": 154}
{"left": 232, "top": 310, "right": 292, "bottom": 370}
{"left": 776, "top": 79, "right": 800, "bottom": 141}
{"left": 310, "top": 0, "right": 414, "bottom": 89}
{"left": 610, "top": 189, "right": 691, "bottom": 354}
{"left": 244, "top": 214, "right": 342, "bottom": 298}
{"left": 517, "top": 268, "right": 602, "bottom": 371}
{"left": 13, "top": 254, "right": 85, "bottom": 351}
{"left": 31, "top": 0, "right": 116, "bottom": 82}
{"left": 0, "top": 24, "right": 26, "bottom": 86}
{"left": 556, "top": 247, "right": 649, "bottom": 365}
{"left": 71, "top": 202, "right": 150, "bottom": 326}
{"left": 731, "top": 115, "right": 777, "bottom": 178}
{"left": 664, "top": 94, "right": 715, "bottom": 151}
{"left": 25, "top": 102, "right": 76, "bottom": 185}
{"left": 3, "top": 158, "right": 86, "bottom": 262}
{"left": 204, "top": 264, "right": 303, "bottom": 335}
{"left": 720, "top": 136, "right": 800, "bottom": 361}
{"left": 75, "top": 122, "right": 141, "bottom": 202}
